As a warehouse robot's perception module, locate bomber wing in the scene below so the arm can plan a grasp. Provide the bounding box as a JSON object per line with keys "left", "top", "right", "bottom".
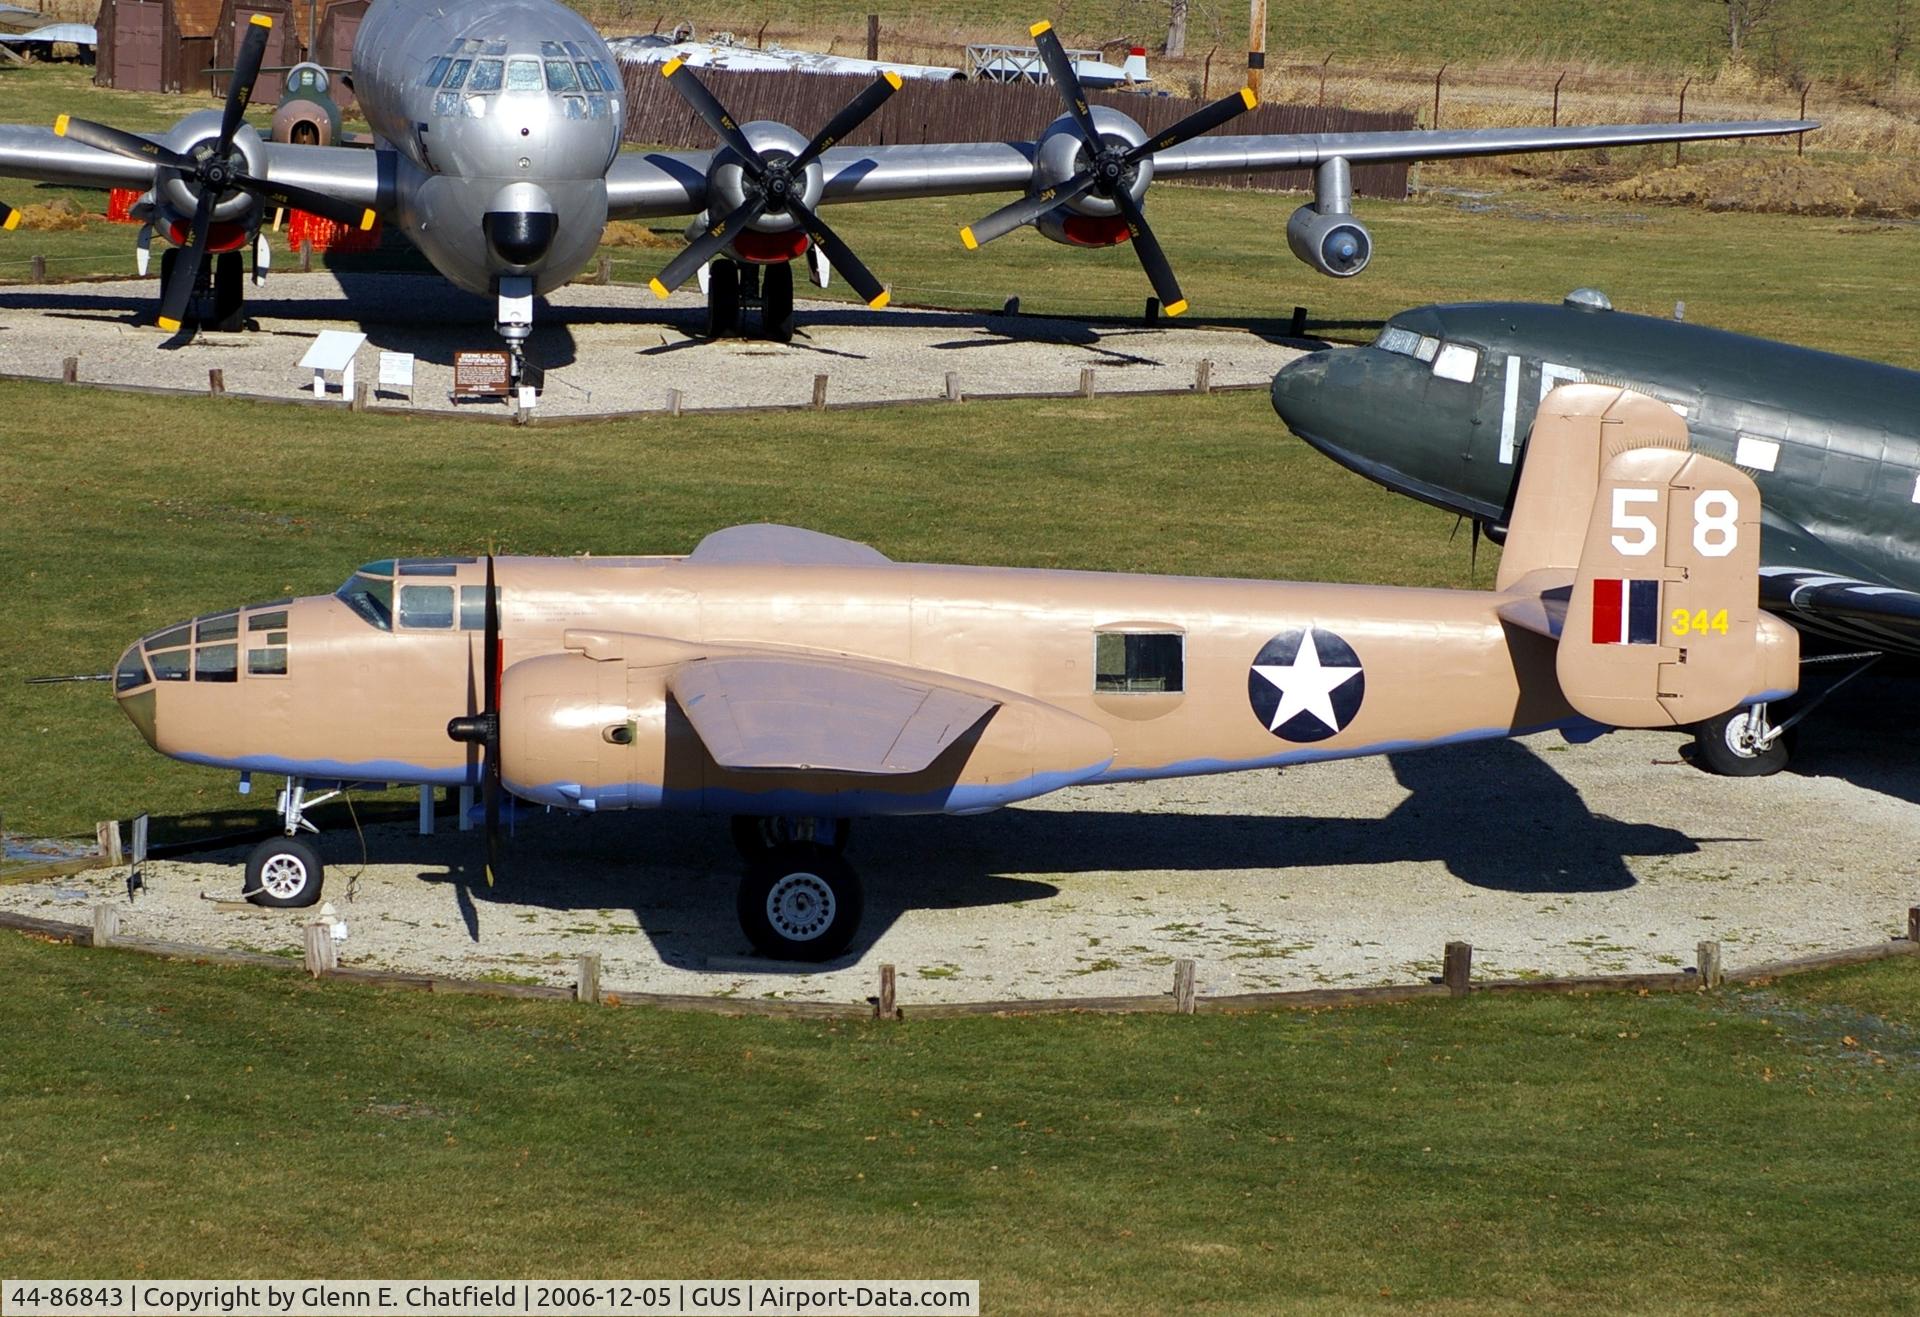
{"left": 668, "top": 654, "right": 999, "bottom": 774}
{"left": 0, "top": 126, "right": 388, "bottom": 212}
{"left": 1758, "top": 567, "right": 1920, "bottom": 651}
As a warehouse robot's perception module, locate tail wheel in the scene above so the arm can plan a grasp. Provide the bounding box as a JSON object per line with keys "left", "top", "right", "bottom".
{"left": 737, "top": 843, "right": 863, "bottom": 961}
{"left": 245, "top": 836, "right": 325, "bottom": 908}
{"left": 1692, "top": 705, "right": 1793, "bottom": 777}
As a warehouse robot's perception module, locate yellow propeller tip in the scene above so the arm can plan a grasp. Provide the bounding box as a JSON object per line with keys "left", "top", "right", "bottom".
{"left": 156, "top": 316, "right": 181, "bottom": 331}
{"left": 869, "top": 289, "right": 891, "bottom": 309}
{"left": 1029, "top": 19, "right": 1052, "bottom": 36}
{"left": 53, "top": 114, "right": 68, "bottom": 136}
{"left": 2, "top": 212, "right": 17, "bottom": 231}
{"left": 1240, "top": 87, "right": 1257, "bottom": 109}
{"left": 648, "top": 277, "right": 670, "bottom": 300}
{"left": 959, "top": 226, "right": 978, "bottom": 250}
{"left": 883, "top": 69, "right": 903, "bottom": 90}
{"left": 1165, "top": 299, "right": 1189, "bottom": 318}
{"left": 249, "top": 13, "right": 271, "bottom": 27}
{"left": 357, "top": 209, "right": 376, "bottom": 231}
{"left": 661, "top": 56, "right": 684, "bottom": 76}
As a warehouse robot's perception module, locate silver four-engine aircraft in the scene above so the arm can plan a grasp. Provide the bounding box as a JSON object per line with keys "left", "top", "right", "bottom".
{"left": 0, "top": 2, "right": 1811, "bottom": 377}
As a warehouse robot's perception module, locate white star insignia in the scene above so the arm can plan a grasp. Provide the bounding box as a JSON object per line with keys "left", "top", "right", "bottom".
{"left": 1253, "top": 627, "right": 1363, "bottom": 735}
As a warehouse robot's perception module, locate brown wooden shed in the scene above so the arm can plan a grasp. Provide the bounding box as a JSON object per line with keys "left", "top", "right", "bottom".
{"left": 209, "top": 0, "right": 300, "bottom": 100}
{"left": 93, "top": 0, "right": 219, "bottom": 93}
{"left": 311, "top": 0, "right": 366, "bottom": 104}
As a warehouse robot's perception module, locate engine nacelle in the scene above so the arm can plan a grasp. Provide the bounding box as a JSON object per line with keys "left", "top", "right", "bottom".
{"left": 1031, "top": 105, "right": 1152, "bottom": 220}
{"left": 154, "top": 110, "right": 268, "bottom": 230}
{"left": 498, "top": 651, "right": 674, "bottom": 813}
{"left": 703, "top": 120, "right": 825, "bottom": 234}
{"left": 1286, "top": 204, "right": 1372, "bottom": 278}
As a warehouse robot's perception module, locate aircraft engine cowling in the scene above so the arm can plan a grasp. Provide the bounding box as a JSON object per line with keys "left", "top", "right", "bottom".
{"left": 1286, "top": 204, "right": 1372, "bottom": 278}
{"left": 703, "top": 120, "right": 826, "bottom": 236}
{"left": 154, "top": 110, "right": 269, "bottom": 231}
{"left": 497, "top": 651, "right": 669, "bottom": 813}
{"left": 1030, "top": 106, "right": 1153, "bottom": 223}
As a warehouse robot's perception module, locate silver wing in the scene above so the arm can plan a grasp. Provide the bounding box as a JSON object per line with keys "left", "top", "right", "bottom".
{"left": 0, "top": 125, "right": 386, "bottom": 210}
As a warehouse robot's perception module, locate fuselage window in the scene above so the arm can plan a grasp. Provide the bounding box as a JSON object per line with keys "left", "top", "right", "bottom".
{"left": 195, "top": 644, "right": 238, "bottom": 683}
{"left": 399, "top": 584, "right": 456, "bottom": 629}
{"left": 425, "top": 55, "right": 451, "bottom": 87}
{"left": 248, "top": 647, "right": 288, "bottom": 676}
{"left": 336, "top": 572, "right": 393, "bottom": 631}
{"left": 469, "top": 58, "right": 504, "bottom": 92}
{"left": 1094, "top": 632, "right": 1184, "bottom": 693}
{"left": 115, "top": 650, "right": 149, "bottom": 692}
{"left": 196, "top": 612, "right": 238, "bottom": 643}
{"left": 545, "top": 59, "right": 580, "bottom": 92}
{"left": 1432, "top": 342, "right": 1481, "bottom": 383}
{"left": 248, "top": 609, "right": 287, "bottom": 631}
{"left": 506, "top": 57, "right": 543, "bottom": 92}
{"left": 398, "top": 558, "right": 467, "bottom": 575}
{"left": 443, "top": 58, "right": 472, "bottom": 90}
{"left": 145, "top": 624, "right": 190, "bottom": 651}
{"left": 149, "top": 649, "right": 190, "bottom": 682}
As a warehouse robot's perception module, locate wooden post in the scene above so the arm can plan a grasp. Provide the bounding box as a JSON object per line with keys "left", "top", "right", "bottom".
{"left": 96, "top": 820, "right": 122, "bottom": 865}
{"left": 1246, "top": 0, "right": 1266, "bottom": 97}
{"left": 62, "top": 355, "right": 78, "bottom": 384}
{"left": 1696, "top": 940, "right": 1723, "bottom": 990}
{"left": 597, "top": 253, "right": 613, "bottom": 285}
{"left": 666, "top": 388, "right": 683, "bottom": 417}
{"left": 1674, "top": 76, "right": 1691, "bottom": 165}
{"left": 944, "top": 371, "right": 961, "bottom": 402}
{"left": 1907, "top": 905, "right": 1919, "bottom": 944}
{"left": 1193, "top": 359, "right": 1212, "bottom": 394}
{"left": 1173, "top": 958, "right": 1197, "bottom": 1014}
{"left": 576, "top": 952, "right": 601, "bottom": 1004}
{"left": 208, "top": 368, "right": 225, "bottom": 396}
{"left": 300, "top": 238, "right": 313, "bottom": 273}
{"left": 865, "top": 12, "right": 879, "bottom": 61}
{"left": 876, "top": 962, "right": 897, "bottom": 1019}
{"left": 1798, "top": 84, "right": 1809, "bottom": 156}
{"left": 811, "top": 373, "right": 828, "bottom": 410}
{"left": 1442, "top": 941, "right": 1472, "bottom": 996}
{"left": 1552, "top": 70, "right": 1564, "bottom": 126}
{"left": 351, "top": 380, "right": 369, "bottom": 412}
{"left": 1078, "top": 367, "right": 1096, "bottom": 399}
{"left": 303, "top": 921, "right": 338, "bottom": 976}
{"left": 91, "top": 903, "right": 119, "bottom": 948}
{"left": 30, "top": 253, "right": 45, "bottom": 282}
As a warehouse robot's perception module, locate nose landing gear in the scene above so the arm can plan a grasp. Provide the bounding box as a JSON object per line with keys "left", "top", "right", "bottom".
{"left": 243, "top": 777, "right": 336, "bottom": 908}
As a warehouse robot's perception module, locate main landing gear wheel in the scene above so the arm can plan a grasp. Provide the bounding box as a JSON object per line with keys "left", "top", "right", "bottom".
{"left": 211, "top": 250, "right": 245, "bottom": 332}
{"left": 1692, "top": 703, "right": 1793, "bottom": 777}
{"left": 245, "top": 836, "right": 325, "bottom": 908}
{"left": 729, "top": 814, "right": 851, "bottom": 862}
{"left": 737, "top": 843, "right": 863, "bottom": 962}
{"left": 706, "top": 259, "right": 740, "bottom": 338}
{"left": 760, "top": 261, "right": 794, "bottom": 343}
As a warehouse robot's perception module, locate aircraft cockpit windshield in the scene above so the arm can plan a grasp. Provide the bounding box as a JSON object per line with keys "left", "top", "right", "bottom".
{"left": 337, "top": 558, "right": 492, "bottom": 633}
{"left": 1374, "top": 325, "right": 1481, "bottom": 383}
{"left": 425, "top": 39, "right": 618, "bottom": 119}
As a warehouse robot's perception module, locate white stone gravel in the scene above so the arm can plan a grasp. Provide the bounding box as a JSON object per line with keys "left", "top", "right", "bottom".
{"left": 0, "top": 272, "right": 1303, "bottom": 416}
{"left": 6, "top": 678, "right": 1915, "bottom": 1007}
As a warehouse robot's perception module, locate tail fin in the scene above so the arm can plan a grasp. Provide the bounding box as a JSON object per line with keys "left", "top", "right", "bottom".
{"left": 1502, "top": 384, "right": 1799, "bottom": 727}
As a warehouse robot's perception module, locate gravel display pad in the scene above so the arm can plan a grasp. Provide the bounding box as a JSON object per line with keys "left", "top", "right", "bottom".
{"left": 7, "top": 678, "right": 1915, "bottom": 1006}
{"left": 0, "top": 272, "right": 1304, "bottom": 416}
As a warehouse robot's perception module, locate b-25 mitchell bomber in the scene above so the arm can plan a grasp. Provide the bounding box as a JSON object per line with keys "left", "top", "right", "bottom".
{"left": 1271, "top": 292, "right": 1920, "bottom": 775}
{"left": 110, "top": 387, "right": 1793, "bottom": 959}
{"left": 0, "top": 3, "right": 1810, "bottom": 371}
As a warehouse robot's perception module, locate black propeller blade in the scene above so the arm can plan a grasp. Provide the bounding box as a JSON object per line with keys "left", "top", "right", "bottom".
{"left": 446, "top": 554, "right": 503, "bottom": 886}
{"left": 651, "top": 62, "right": 901, "bottom": 308}
{"left": 54, "top": 14, "right": 375, "bottom": 334}
{"left": 960, "top": 20, "right": 1260, "bottom": 316}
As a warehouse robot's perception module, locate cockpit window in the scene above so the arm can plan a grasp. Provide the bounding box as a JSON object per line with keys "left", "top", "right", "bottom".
{"left": 145, "top": 624, "right": 190, "bottom": 651}
{"left": 540, "top": 40, "right": 566, "bottom": 56}
{"left": 149, "top": 649, "right": 189, "bottom": 682}
{"left": 1432, "top": 342, "right": 1481, "bottom": 383}
{"left": 545, "top": 59, "right": 580, "bottom": 92}
{"left": 425, "top": 55, "right": 450, "bottom": 87}
{"left": 468, "top": 59, "right": 503, "bottom": 92}
{"left": 196, "top": 612, "right": 238, "bottom": 643}
{"left": 249, "top": 609, "right": 287, "bottom": 631}
{"left": 443, "top": 58, "right": 472, "bottom": 90}
{"left": 595, "top": 61, "right": 618, "bottom": 93}
{"left": 398, "top": 557, "right": 469, "bottom": 575}
{"left": 399, "top": 585, "right": 455, "bottom": 629}
{"left": 195, "top": 644, "right": 238, "bottom": 683}
{"left": 115, "top": 650, "right": 149, "bottom": 692}
{"left": 575, "top": 60, "right": 601, "bottom": 91}
{"left": 336, "top": 573, "right": 393, "bottom": 630}
{"left": 506, "top": 57, "right": 543, "bottom": 91}
{"left": 1376, "top": 325, "right": 1440, "bottom": 361}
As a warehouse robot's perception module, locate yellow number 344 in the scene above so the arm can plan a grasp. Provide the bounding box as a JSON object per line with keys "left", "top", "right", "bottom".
{"left": 1671, "top": 607, "right": 1730, "bottom": 637}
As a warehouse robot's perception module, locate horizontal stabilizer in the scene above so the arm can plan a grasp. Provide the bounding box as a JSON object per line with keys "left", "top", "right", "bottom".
{"left": 669, "top": 654, "right": 996, "bottom": 773}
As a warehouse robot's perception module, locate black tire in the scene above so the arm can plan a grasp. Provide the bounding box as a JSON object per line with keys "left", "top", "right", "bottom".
{"left": 736, "top": 843, "right": 863, "bottom": 962}
{"left": 157, "top": 247, "right": 178, "bottom": 321}
{"left": 729, "top": 814, "right": 850, "bottom": 862}
{"left": 760, "top": 260, "right": 794, "bottom": 343}
{"left": 211, "top": 250, "right": 245, "bottom": 332}
{"left": 244, "top": 836, "right": 325, "bottom": 908}
{"left": 1691, "top": 706, "right": 1793, "bottom": 777}
{"left": 705, "top": 260, "right": 740, "bottom": 338}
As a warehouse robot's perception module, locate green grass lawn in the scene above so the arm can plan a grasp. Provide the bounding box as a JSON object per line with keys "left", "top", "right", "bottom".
{"left": 2, "top": 929, "right": 1916, "bottom": 1309}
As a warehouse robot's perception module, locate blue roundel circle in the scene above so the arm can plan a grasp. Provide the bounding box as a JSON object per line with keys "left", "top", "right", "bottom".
{"left": 1246, "top": 627, "right": 1366, "bottom": 743}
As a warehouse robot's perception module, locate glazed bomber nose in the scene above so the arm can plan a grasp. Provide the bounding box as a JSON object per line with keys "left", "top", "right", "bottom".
{"left": 485, "top": 210, "right": 556, "bottom": 269}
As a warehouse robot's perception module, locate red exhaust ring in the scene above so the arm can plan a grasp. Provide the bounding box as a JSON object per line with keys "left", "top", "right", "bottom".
{"left": 731, "top": 228, "right": 812, "bottom": 264}
{"left": 166, "top": 219, "right": 252, "bottom": 254}
{"left": 1060, "top": 214, "right": 1132, "bottom": 248}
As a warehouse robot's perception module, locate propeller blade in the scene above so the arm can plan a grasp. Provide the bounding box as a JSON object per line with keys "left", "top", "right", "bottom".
{"left": 1031, "top": 22, "right": 1103, "bottom": 149}
{"left": 784, "top": 196, "right": 889, "bottom": 308}
{"left": 236, "top": 176, "right": 375, "bottom": 230}
{"left": 155, "top": 188, "right": 216, "bottom": 332}
{"left": 482, "top": 552, "right": 501, "bottom": 886}
{"left": 1, "top": 201, "right": 17, "bottom": 231}
{"left": 791, "top": 70, "right": 902, "bottom": 173}
{"left": 958, "top": 168, "right": 1095, "bottom": 249}
{"left": 220, "top": 14, "right": 273, "bottom": 149}
{"left": 648, "top": 195, "right": 766, "bottom": 298}
{"left": 53, "top": 115, "right": 190, "bottom": 170}
{"left": 1111, "top": 185, "right": 1186, "bottom": 316}
{"left": 1126, "top": 87, "right": 1257, "bottom": 162}
{"left": 660, "top": 57, "right": 764, "bottom": 174}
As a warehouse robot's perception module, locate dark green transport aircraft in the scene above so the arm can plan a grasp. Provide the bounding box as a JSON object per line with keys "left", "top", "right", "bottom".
{"left": 1270, "top": 290, "right": 1920, "bottom": 777}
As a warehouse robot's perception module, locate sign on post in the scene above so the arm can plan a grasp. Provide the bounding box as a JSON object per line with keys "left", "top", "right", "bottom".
{"left": 453, "top": 349, "right": 512, "bottom": 400}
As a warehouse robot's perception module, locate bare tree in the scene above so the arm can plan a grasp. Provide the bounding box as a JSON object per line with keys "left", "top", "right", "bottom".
{"left": 1713, "top": 0, "right": 1781, "bottom": 59}
{"left": 1167, "top": 0, "right": 1188, "bottom": 58}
